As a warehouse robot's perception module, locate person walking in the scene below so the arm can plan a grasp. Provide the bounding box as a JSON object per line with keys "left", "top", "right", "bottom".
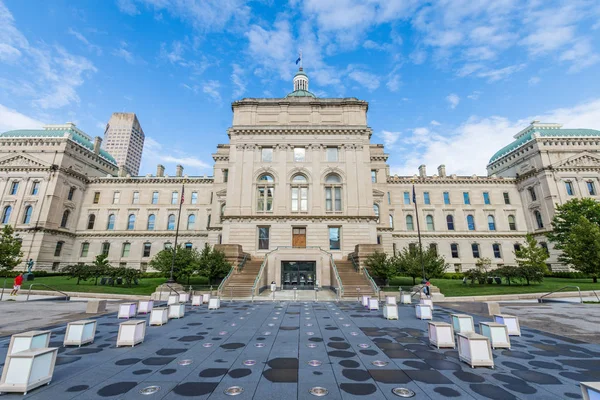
{"left": 10, "top": 273, "right": 23, "bottom": 296}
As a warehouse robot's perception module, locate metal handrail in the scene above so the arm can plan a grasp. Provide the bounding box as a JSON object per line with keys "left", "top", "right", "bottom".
{"left": 348, "top": 253, "right": 360, "bottom": 272}
{"left": 251, "top": 248, "right": 279, "bottom": 301}
{"left": 592, "top": 290, "right": 600, "bottom": 302}
{"left": 218, "top": 254, "right": 247, "bottom": 296}
{"left": 538, "top": 285, "right": 582, "bottom": 303}
{"left": 362, "top": 266, "right": 379, "bottom": 295}
{"left": 26, "top": 284, "right": 69, "bottom": 301}
{"left": 318, "top": 248, "right": 344, "bottom": 299}
{"left": 0, "top": 278, "right": 7, "bottom": 301}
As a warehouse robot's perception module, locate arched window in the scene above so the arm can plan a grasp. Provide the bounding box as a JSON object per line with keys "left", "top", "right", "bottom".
{"left": 1, "top": 206, "right": 11, "bottom": 225}
{"left": 68, "top": 186, "right": 76, "bottom": 201}
{"left": 167, "top": 214, "right": 176, "bottom": 230}
{"left": 325, "top": 173, "right": 342, "bottom": 212}
{"left": 508, "top": 215, "right": 516, "bottom": 231}
{"left": 187, "top": 214, "right": 196, "bottom": 230}
{"left": 373, "top": 204, "right": 380, "bottom": 222}
{"left": 467, "top": 215, "right": 475, "bottom": 231}
{"left": 127, "top": 214, "right": 136, "bottom": 230}
{"left": 534, "top": 210, "right": 543, "bottom": 229}
{"left": 291, "top": 174, "right": 308, "bottom": 212}
{"left": 23, "top": 206, "right": 33, "bottom": 224}
{"left": 107, "top": 214, "right": 115, "bottom": 230}
{"left": 257, "top": 174, "right": 274, "bottom": 212}
{"left": 406, "top": 215, "right": 414, "bottom": 231}
{"left": 426, "top": 215, "right": 435, "bottom": 231}
{"left": 389, "top": 214, "right": 394, "bottom": 229}
{"left": 60, "top": 210, "right": 70, "bottom": 228}
{"left": 220, "top": 203, "right": 226, "bottom": 216}
{"left": 446, "top": 215, "right": 455, "bottom": 230}
{"left": 488, "top": 215, "right": 496, "bottom": 231}
{"left": 147, "top": 214, "right": 155, "bottom": 230}
{"left": 87, "top": 214, "right": 95, "bottom": 229}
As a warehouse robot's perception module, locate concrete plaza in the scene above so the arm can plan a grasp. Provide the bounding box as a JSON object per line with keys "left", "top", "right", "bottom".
{"left": 0, "top": 298, "right": 598, "bottom": 399}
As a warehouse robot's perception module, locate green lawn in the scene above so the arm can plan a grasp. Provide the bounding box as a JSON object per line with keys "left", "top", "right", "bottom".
{"left": 7, "top": 275, "right": 212, "bottom": 296}
{"left": 381, "top": 276, "right": 600, "bottom": 297}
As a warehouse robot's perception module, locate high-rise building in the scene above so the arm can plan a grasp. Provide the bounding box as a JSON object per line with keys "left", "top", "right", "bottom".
{"left": 102, "top": 113, "right": 144, "bottom": 175}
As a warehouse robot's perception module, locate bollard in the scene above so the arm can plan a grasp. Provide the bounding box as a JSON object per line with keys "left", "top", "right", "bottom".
{"left": 293, "top": 287, "right": 297, "bottom": 301}
{"left": 315, "top": 288, "right": 319, "bottom": 302}
{"left": 230, "top": 286, "right": 234, "bottom": 303}
{"left": 272, "top": 289, "right": 275, "bottom": 301}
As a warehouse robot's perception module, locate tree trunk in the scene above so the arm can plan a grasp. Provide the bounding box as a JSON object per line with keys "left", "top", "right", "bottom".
{"left": 76, "top": 277, "right": 80, "bottom": 285}
{"left": 594, "top": 276, "right": 598, "bottom": 283}
{"left": 412, "top": 276, "right": 416, "bottom": 285}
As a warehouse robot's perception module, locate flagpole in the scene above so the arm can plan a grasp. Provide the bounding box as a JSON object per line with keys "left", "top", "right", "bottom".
{"left": 413, "top": 184, "right": 426, "bottom": 282}
{"left": 168, "top": 184, "right": 184, "bottom": 283}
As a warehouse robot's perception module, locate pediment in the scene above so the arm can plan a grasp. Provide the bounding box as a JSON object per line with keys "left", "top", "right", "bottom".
{"left": 216, "top": 189, "right": 227, "bottom": 197}
{"left": 0, "top": 154, "right": 50, "bottom": 168}
{"left": 553, "top": 152, "right": 600, "bottom": 169}
{"left": 373, "top": 189, "right": 385, "bottom": 197}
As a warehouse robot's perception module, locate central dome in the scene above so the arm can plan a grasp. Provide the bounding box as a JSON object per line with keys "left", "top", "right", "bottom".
{"left": 287, "top": 68, "right": 316, "bottom": 98}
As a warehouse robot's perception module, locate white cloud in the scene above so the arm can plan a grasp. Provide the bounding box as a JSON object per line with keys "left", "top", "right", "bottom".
{"left": 0, "top": 1, "right": 28, "bottom": 64}
{"left": 476, "top": 63, "right": 525, "bottom": 82}
{"left": 202, "top": 80, "right": 221, "bottom": 102}
{"left": 0, "top": 104, "right": 44, "bottom": 132}
{"left": 446, "top": 93, "right": 460, "bottom": 109}
{"left": 116, "top": 0, "right": 139, "bottom": 16}
{"left": 409, "top": 49, "right": 427, "bottom": 65}
{"left": 379, "top": 130, "right": 401, "bottom": 148}
{"left": 467, "top": 91, "right": 481, "bottom": 100}
{"left": 389, "top": 98, "right": 600, "bottom": 176}
{"left": 159, "top": 41, "right": 184, "bottom": 64}
{"left": 68, "top": 28, "right": 102, "bottom": 55}
{"left": 347, "top": 66, "right": 380, "bottom": 91}
{"left": 141, "top": 136, "right": 211, "bottom": 176}
{"left": 246, "top": 19, "right": 295, "bottom": 82}
{"left": 559, "top": 38, "right": 600, "bottom": 73}
{"left": 528, "top": 76, "right": 541, "bottom": 85}
{"left": 430, "top": 120, "right": 441, "bottom": 126}
{"left": 231, "top": 63, "right": 246, "bottom": 98}
{"left": 112, "top": 41, "right": 135, "bottom": 64}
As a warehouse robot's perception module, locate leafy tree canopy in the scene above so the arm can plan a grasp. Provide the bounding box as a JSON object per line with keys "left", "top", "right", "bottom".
{"left": 149, "top": 245, "right": 201, "bottom": 284}
{"left": 515, "top": 234, "right": 549, "bottom": 285}
{"left": 364, "top": 251, "right": 396, "bottom": 285}
{"left": 0, "top": 225, "right": 23, "bottom": 275}
{"left": 393, "top": 246, "right": 447, "bottom": 285}
{"left": 197, "top": 244, "right": 231, "bottom": 284}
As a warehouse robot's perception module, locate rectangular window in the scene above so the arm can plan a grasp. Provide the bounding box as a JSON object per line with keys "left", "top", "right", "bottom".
{"left": 261, "top": 147, "right": 273, "bottom": 162}
{"left": 152, "top": 191, "right": 159, "bottom": 204}
{"left": 171, "top": 192, "right": 178, "bottom": 204}
{"left": 429, "top": 243, "right": 437, "bottom": 256}
{"left": 423, "top": 192, "right": 431, "bottom": 205}
{"left": 122, "top": 243, "right": 131, "bottom": 257}
{"left": 294, "top": 148, "right": 305, "bottom": 162}
{"left": 513, "top": 243, "right": 521, "bottom": 252}
{"left": 143, "top": 243, "right": 151, "bottom": 257}
{"left": 112, "top": 191, "right": 120, "bottom": 204}
{"left": 371, "top": 170, "right": 377, "bottom": 183}
{"left": 483, "top": 192, "right": 490, "bottom": 205}
{"left": 164, "top": 243, "right": 172, "bottom": 250}
{"left": 223, "top": 169, "right": 229, "bottom": 183}
{"left": 132, "top": 191, "right": 139, "bottom": 204}
{"left": 443, "top": 192, "right": 450, "bottom": 205}
{"left": 588, "top": 181, "right": 597, "bottom": 195}
{"left": 291, "top": 187, "right": 308, "bottom": 212}
{"left": 471, "top": 243, "right": 480, "bottom": 258}
{"left": 93, "top": 192, "right": 100, "bottom": 204}
{"left": 493, "top": 243, "right": 502, "bottom": 259}
{"left": 80, "top": 243, "right": 89, "bottom": 257}
{"left": 10, "top": 182, "right": 18, "bottom": 195}
{"left": 387, "top": 192, "right": 391, "bottom": 205}
{"left": 528, "top": 187, "right": 537, "bottom": 201}
{"left": 119, "top": 262, "right": 127, "bottom": 268}
{"left": 463, "top": 192, "right": 470, "bottom": 205}
{"left": 329, "top": 227, "right": 341, "bottom": 250}
{"left": 101, "top": 242, "right": 110, "bottom": 255}
{"left": 565, "top": 181, "right": 574, "bottom": 196}
{"left": 31, "top": 182, "right": 40, "bottom": 195}
{"left": 450, "top": 243, "right": 459, "bottom": 258}
{"left": 258, "top": 227, "right": 270, "bottom": 250}
{"left": 408, "top": 243, "right": 417, "bottom": 253}
{"left": 140, "top": 262, "right": 148, "bottom": 272}
{"left": 185, "top": 243, "right": 193, "bottom": 249}
{"left": 403, "top": 192, "right": 410, "bottom": 205}
{"left": 325, "top": 187, "right": 342, "bottom": 212}
{"left": 326, "top": 147, "right": 338, "bottom": 162}
{"left": 503, "top": 192, "right": 510, "bottom": 204}
{"left": 54, "top": 241, "right": 63, "bottom": 257}
{"left": 191, "top": 192, "right": 198, "bottom": 204}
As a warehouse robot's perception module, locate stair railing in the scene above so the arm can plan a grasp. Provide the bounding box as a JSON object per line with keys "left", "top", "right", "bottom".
{"left": 252, "top": 248, "right": 279, "bottom": 301}
{"left": 26, "top": 283, "right": 70, "bottom": 301}
{"left": 538, "top": 286, "right": 582, "bottom": 303}
{"left": 218, "top": 253, "right": 248, "bottom": 297}
{"left": 362, "top": 265, "right": 379, "bottom": 296}
{"left": 348, "top": 252, "right": 360, "bottom": 272}
{"left": 318, "top": 248, "right": 343, "bottom": 299}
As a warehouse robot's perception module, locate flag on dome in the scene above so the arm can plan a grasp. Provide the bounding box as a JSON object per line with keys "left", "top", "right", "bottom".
{"left": 295, "top": 50, "right": 302, "bottom": 65}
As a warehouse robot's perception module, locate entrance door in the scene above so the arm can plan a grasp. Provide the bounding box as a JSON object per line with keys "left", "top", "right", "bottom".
{"left": 282, "top": 261, "right": 315, "bottom": 290}
{"left": 292, "top": 228, "right": 306, "bottom": 248}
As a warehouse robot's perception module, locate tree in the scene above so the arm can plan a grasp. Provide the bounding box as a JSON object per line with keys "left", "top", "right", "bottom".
{"left": 115, "top": 266, "right": 141, "bottom": 287}
{"left": 515, "top": 234, "right": 548, "bottom": 285}
{"left": 0, "top": 225, "right": 23, "bottom": 276}
{"left": 198, "top": 244, "right": 231, "bottom": 285}
{"left": 559, "top": 216, "right": 600, "bottom": 283}
{"left": 495, "top": 265, "right": 519, "bottom": 285}
{"left": 62, "top": 264, "right": 90, "bottom": 285}
{"left": 548, "top": 199, "right": 600, "bottom": 282}
{"left": 89, "top": 254, "right": 111, "bottom": 285}
{"left": 149, "top": 245, "right": 201, "bottom": 283}
{"left": 466, "top": 258, "right": 491, "bottom": 285}
{"left": 394, "top": 246, "right": 447, "bottom": 285}
{"left": 364, "top": 251, "right": 396, "bottom": 286}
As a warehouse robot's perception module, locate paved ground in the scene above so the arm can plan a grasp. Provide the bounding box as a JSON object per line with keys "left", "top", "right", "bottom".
{"left": 0, "top": 300, "right": 598, "bottom": 399}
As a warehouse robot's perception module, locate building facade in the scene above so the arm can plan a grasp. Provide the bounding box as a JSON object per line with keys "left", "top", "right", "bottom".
{"left": 102, "top": 112, "right": 145, "bottom": 176}
{"left": 1, "top": 69, "right": 599, "bottom": 285}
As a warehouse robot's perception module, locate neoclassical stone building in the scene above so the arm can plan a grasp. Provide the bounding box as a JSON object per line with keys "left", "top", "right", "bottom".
{"left": 1, "top": 69, "right": 599, "bottom": 291}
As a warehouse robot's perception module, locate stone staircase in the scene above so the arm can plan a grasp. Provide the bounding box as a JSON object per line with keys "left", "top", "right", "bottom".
{"left": 220, "top": 258, "right": 263, "bottom": 298}
{"left": 335, "top": 260, "right": 377, "bottom": 299}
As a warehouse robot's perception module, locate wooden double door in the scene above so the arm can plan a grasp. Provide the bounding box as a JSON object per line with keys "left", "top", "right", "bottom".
{"left": 292, "top": 227, "right": 306, "bottom": 248}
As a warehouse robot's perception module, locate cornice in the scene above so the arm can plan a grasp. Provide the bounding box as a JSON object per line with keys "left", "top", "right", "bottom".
{"left": 87, "top": 177, "right": 214, "bottom": 185}
{"left": 222, "top": 214, "right": 378, "bottom": 222}
{"left": 387, "top": 176, "right": 517, "bottom": 185}
{"left": 228, "top": 126, "right": 371, "bottom": 136}
{"left": 391, "top": 232, "right": 527, "bottom": 239}
{"left": 75, "top": 231, "right": 209, "bottom": 238}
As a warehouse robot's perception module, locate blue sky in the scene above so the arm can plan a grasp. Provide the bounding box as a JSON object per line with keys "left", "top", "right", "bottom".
{"left": 1, "top": 0, "right": 600, "bottom": 176}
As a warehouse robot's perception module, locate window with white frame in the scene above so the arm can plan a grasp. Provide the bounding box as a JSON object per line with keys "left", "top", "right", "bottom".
{"left": 261, "top": 147, "right": 273, "bottom": 162}
{"left": 326, "top": 147, "right": 338, "bottom": 162}
{"left": 294, "top": 147, "right": 305, "bottom": 162}
{"left": 257, "top": 174, "right": 275, "bottom": 212}
{"left": 291, "top": 174, "right": 308, "bottom": 212}
{"left": 324, "top": 174, "right": 342, "bottom": 212}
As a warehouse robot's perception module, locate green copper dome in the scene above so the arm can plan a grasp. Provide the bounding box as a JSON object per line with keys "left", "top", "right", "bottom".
{"left": 286, "top": 89, "right": 316, "bottom": 98}
{"left": 488, "top": 128, "right": 600, "bottom": 164}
